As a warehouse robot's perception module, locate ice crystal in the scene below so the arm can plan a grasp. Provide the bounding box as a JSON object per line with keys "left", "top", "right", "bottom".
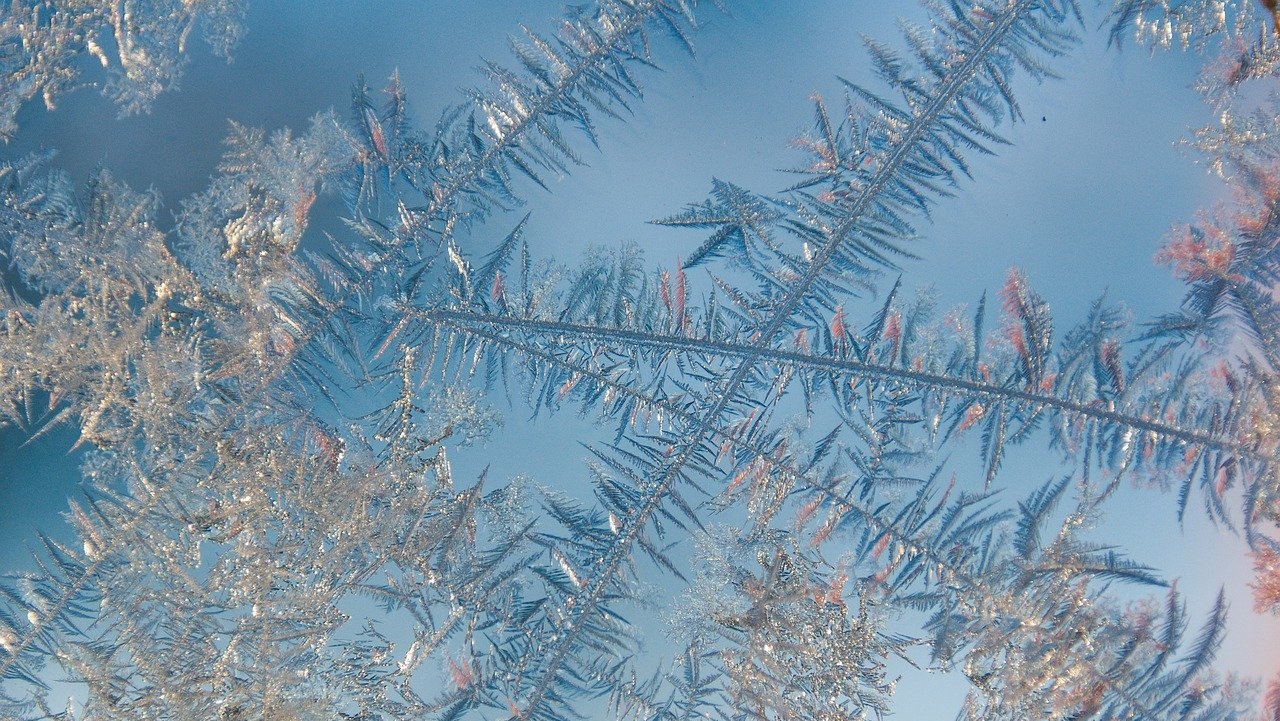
{"left": 1, "top": 0, "right": 246, "bottom": 139}
{"left": 0, "top": 0, "right": 1278, "bottom": 720}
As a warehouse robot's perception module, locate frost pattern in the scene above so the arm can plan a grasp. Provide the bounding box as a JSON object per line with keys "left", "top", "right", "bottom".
{"left": 0, "top": 0, "right": 246, "bottom": 140}
{"left": 0, "top": 0, "right": 1278, "bottom": 720}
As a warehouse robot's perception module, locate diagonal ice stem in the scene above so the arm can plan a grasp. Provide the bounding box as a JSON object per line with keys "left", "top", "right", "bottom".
{"left": 0, "top": 0, "right": 713, "bottom": 689}
{"left": 421, "top": 306, "right": 1255, "bottom": 459}
{"left": 508, "top": 3, "right": 1073, "bottom": 717}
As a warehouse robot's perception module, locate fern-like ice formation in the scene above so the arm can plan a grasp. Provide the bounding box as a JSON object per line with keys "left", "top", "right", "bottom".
{"left": 0, "top": 0, "right": 247, "bottom": 140}
{"left": 0, "top": 0, "right": 1278, "bottom": 719}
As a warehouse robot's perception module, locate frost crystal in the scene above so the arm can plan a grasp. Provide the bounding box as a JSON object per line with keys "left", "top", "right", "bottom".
{"left": 1, "top": 1, "right": 1278, "bottom": 720}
